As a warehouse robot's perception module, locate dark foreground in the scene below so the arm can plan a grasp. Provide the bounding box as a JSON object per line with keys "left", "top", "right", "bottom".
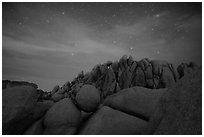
{"left": 2, "top": 56, "right": 202, "bottom": 135}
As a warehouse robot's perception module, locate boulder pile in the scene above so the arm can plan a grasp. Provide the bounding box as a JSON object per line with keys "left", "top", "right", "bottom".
{"left": 2, "top": 55, "right": 201, "bottom": 135}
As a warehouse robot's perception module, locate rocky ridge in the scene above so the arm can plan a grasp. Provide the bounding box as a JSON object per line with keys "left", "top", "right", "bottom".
{"left": 2, "top": 55, "right": 201, "bottom": 135}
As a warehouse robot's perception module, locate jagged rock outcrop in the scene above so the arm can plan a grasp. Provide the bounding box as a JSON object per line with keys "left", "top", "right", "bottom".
{"left": 64, "top": 56, "right": 179, "bottom": 102}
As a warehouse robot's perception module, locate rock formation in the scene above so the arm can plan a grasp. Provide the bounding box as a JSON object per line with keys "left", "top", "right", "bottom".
{"left": 2, "top": 55, "right": 201, "bottom": 135}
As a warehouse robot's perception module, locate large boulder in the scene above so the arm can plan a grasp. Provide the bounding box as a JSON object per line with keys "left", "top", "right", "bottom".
{"left": 2, "top": 86, "right": 38, "bottom": 134}
{"left": 23, "top": 118, "right": 44, "bottom": 135}
{"left": 43, "top": 98, "right": 81, "bottom": 135}
{"left": 103, "top": 87, "right": 167, "bottom": 120}
{"left": 76, "top": 84, "right": 100, "bottom": 112}
{"left": 147, "top": 67, "right": 202, "bottom": 135}
{"left": 79, "top": 106, "right": 148, "bottom": 135}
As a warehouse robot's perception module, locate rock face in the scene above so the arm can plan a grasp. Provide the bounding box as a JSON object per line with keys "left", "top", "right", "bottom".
{"left": 79, "top": 106, "right": 148, "bottom": 135}
{"left": 2, "top": 86, "right": 38, "bottom": 134}
{"left": 147, "top": 67, "right": 202, "bottom": 135}
{"left": 43, "top": 98, "right": 81, "bottom": 135}
{"left": 103, "top": 87, "right": 167, "bottom": 121}
{"left": 76, "top": 84, "right": 100, "bottom": 112}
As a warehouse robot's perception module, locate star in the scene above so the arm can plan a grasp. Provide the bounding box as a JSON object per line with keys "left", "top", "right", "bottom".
{"left": 129, "top": 35, "right": 133, "bottom": 39}
{"left": 74, "top": 43, "right": 79, "bottom": 47}
{"left": 46, "top": 19, "right": 50, "bottom": 23}
{"left": 119, "top": 4, "right": 123, "bottom": 8}
{"left": 104, "top": 19, "right": 108, "bottom": 23}
{"left": 151, "top": 9, "right": 154, "bottom": 12}
{"left": 155, "top": 14, "right": 160, "bottom": 18}
{"left": 157, "top": 51, "right": 160, "bottom": 54}
{"left": 34, "top": 21, "right": 40, "bottom": 25}
{"left": 113, "top": 41, "right": 117, "bottom": 44}
{"left": 71, "top": 53, "right": 75, "bottom": 56}
{"left": 177, "top": 29, "right": 181, "bottom": 32}
{"left": 130, "top": 47, "right": 133, "bottom": 50}
{"left": 112, "top": 14, "right": 116, "bottom": 17}
{"left": 62, "top": 12, "right": 65, "bottom": 15}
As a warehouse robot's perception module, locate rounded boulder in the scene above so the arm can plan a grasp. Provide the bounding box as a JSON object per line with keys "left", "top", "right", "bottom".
{"left": 43, "top": 98, "right": 81, "bottom": 134}
{"left": 76, "top": 85, "right": 100, "bottom": 112}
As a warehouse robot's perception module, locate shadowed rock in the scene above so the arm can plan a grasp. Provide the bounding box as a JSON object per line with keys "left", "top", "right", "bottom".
{"left": 43, "top": 98, "right": 81, "bottom": 135}
{"left": 3, "top": 86, "right": 38, "bottom": 135}
{"left": 103, "top": 87, "right": 167, "bottom": 121}
{"left": 23, "top": 118, "right": 44, "bottom": 135}
{"left": 79, "top": 106, "right": 148, "bottom": 135}
{"left": 146, "top": 67, "right": 202, "bottom": 135}
{"left": 177, "top": 62, "right": 198, "bottom": 79}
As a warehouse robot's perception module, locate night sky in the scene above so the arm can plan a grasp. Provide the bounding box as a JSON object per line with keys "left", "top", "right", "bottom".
{"left": 2, "top": 2, "right": 202, "bottom": 91}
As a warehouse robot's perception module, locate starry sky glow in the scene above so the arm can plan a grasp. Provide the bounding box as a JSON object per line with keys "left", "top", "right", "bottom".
{"left": 2, "top": 2, "right": 202, "bottom": 91}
